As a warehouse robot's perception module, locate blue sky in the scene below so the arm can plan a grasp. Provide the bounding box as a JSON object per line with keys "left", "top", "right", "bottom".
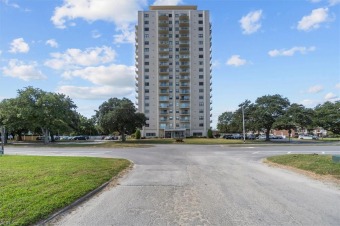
{"left": 0, "top": 0, "right": 339, "bottom": 129}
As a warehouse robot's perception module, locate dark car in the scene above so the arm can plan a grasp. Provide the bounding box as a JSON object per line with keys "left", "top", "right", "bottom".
{"left": 73, "top": 136, "right": 87, "bottom": 140}
{"left": 223, "top": 134, "right": 233, "bottom": 139}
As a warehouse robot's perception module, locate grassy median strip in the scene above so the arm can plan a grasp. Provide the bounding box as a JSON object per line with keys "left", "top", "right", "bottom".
{"left": 0, "top": 155, "right": 130, "bottom": 226}
{"left": 267, "top": 154, "right": 340, "bottom": 180}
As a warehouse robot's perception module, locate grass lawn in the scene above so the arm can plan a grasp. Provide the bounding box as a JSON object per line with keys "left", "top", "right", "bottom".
{"left": 267, "top": 154, "right": 340, "bottom": 180}
{"left": 0, "top": 155, "right": 130, "bottom": 226}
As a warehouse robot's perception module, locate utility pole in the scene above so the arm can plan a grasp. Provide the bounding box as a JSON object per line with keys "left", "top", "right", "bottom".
{"left": 242, "top": 106, "right": 246, "bottom": 143}
{"left": 1, "top": 126, "right": 5, "bottom": 155}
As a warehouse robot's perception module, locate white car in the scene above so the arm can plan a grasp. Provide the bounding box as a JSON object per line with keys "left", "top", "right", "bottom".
{"left": 298, "top": 135, "right": 318, "bottom": 140}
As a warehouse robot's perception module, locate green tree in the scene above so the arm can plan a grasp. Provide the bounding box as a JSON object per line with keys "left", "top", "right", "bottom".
{"left": 314, "top": 101, "right": 340, "bottom": 135}
{"left": 135, "top": 129, "right": 141, "bottom": 139}
{"left": 252, "top": 94, "right": 290, "bottom": 141}
{"left": 76, "top": 115, "right": 98, "bottom": 136}
{"left": 207, "top": 128, "right": 213, "bottom": 138}
{"left": 95, "top": 98, "right": 146, "bottom": 142}
{"left": 274, "top": 103, "right": 314, "bottom": 138}
{"left": 217, "top": 111, "right": 234, "bottom": 133}
{"left": 0, "top": 98, "right": 29, "bottom": 142}
{"left": 12, "top": 87, "right": 78, "bottom": 144}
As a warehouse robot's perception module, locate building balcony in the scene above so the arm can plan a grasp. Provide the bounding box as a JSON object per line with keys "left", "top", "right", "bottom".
{"left": 179, "top": 22, "right": 189, "bottom": 27}
{"left": 135, "top": 82, "right": 138, "bottom": 87}
{"left": 179, "top": 64, "right": 189, "bottom": 68}
{"left": 180, "top": 89, "right": 190, "bottom": 94}
{"left": 180, "top": 111, "right": 190, "bottom": 115}
{"left": 180, "top": 104, "right": 190, "bottom": 108}
{"left": 160, "top": 111, "right": 168, "bottom": 115}
{"left": 158, "top": 22, "right": 168, "bottom": 27}
{"left": 159, "top": 76, "right": 169, "bottom": 80}
{"left": 180, "top": 76, "right": 189, "bottom": 80}
{"left": 159, "top": 71, "right": 169, "bottom": 75}
{"left": 179, "top": 36, "right": 189, "bottom": 41}
{"left": 180, "top": 119, "right": 190, "bottom": 122}
{"left": 158, "top": 36, "right": 169, "bottom": 41}
{"left": 179, "top": 44, "right": 189, "bottom": 48}
{"left": 159, "top": 15, "right": 169, "bottom": 20}
{"left": 158, "top": 43, "right": 169, "bottom": 48}
{"left": 179, "top": 58, "right": 190, "bottom": 62}
{"left": 180, "top": 97, "right": 190, "bottom": 101}
{"left": 179, "top": 30, "right": 189, "bottom": 35}
{"left": 180, "top": 83, "right": 189, "bottom": 87}
{"left": 158, "top": 30, "right": 169, "bottom": 34}
{"left": 179, "top": 15, "right": 189, "bottom": 20}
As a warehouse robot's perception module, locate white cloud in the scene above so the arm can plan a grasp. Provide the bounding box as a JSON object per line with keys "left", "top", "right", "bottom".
{"left": 239, "top": 10, "right": 263, "bottom": 35}
{"left": 335, "top": 83, "right": 340, "bottom": 89}
{"left": 308, "top": 85, "right": 324, "bottom": 93}
{"left": 2, "top": 59, "right": 47, "bottom": 81}
{"left": 91, "top": 30, "right": 101, "bottom": 39}
{"left": 329, "top": 0, "right": 340, "bottom": 6}
{"left": 309, "top": 0, "right": 322, "bottom": 3}
{"left": 46, "top": 39, "right": 59, "bottom": 48}
{"left": 226, "top": 55, "right": 247, "bottom": 67}
{"left": 152, "top": 0, "right": 182, "bottom": 5}
{"left": 1, "top": 0, "right": 19, "bottom": 8}
{"left": 113, "top": 24, "right": 135, "bottom": 44}
{"left": 0, "top": 50, "right": 2, "bottom": 56}
{"left": 268, "top": 46, "right": 316, "bottom": 57}
{"left": 324, "top": 92, "right": 338, "bottom": 100}
{"left": 57, "top": 85, "right": 134, "bottom": 100}
{"left": 51, "top": 0, "right": 146, "bottom": 29}
{"left": 300, "top": 99, "right": 321, "bottom": 107}
{"left": 45, "top": 46, "right": 116, "bottom": 70}
{"left": 297, "top": 8, "right": 329, "bottom": 31}
{"left": 9, "top": 38, "right": 29, "bottom": 53}
{"left": 62, "top": 64, "right": 134, "bottom": 87}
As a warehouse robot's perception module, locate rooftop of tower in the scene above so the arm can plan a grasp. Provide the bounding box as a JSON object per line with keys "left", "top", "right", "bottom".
{"left": 149, "top": 5, "right": 197, "bottom": 10}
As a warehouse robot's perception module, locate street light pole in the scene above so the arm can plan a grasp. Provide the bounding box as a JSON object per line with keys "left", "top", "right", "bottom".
{"left": 242, "top": 106, "right": 245, "bottom": 143}
{"left": 1, "top": 126, "right": 5, "bottom": 155}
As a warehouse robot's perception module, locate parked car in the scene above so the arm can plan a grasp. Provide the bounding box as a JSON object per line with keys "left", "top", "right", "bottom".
{"left": 223, "top": 134, "right": 233, "bottom": 139}
{"left": 298, "top": 135, "right": 318, "bottom": 140}
{"left": 73, "top": 136, "right": 88, "bottom": 140}
{"left": 104, "top": 136, "right": 118, "bottom": 140}
{"left": 257, "top": 135, "right": 266, "bottom": 140}
{"left": 246, "top": 134, "right": 256, "bottom": 140}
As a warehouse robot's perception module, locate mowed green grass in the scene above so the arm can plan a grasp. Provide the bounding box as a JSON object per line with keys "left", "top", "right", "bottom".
{"left": 0, "top": 155, "right": 130, "bottom": 226}
{"left": 267, "top": 154, "right": 340, "bottom": 179}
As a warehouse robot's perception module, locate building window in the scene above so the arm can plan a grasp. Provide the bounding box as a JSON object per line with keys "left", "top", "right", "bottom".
{"left": 145, "top": 75, "right": 149, "bottom": 79}
{"left": 199, "top": 123, "right": 204, "bottom": 127}
{"left": 144, "top": 28, "right": 149, "bottom": 32}
{"left": 145, "top": 55, "right": 149, "bottom": 59}
{"left": 199, "top": 102, "right": 204, "bottom": 106}
{"left": 198, "top": 34, "right": 203, "bottom": 38}
{"left": 199, "top": 68, "right": 204, "bottom": 72}
{"left": 199, "top": 96, "right": 204, "bottom": 99}
{"left": 199, "top": 55, "right": 203, "bottom": 58}
{"left": 145, "top": 82, "right": 149, "bottom": 86}
{"left": 144, "top": 68, "right": 149, "bottom": 72}
{"left": 144, "top": 34, "right": 149, "bottom": 38}
{"left": 144, "top": 14, "right": 149, "bottom": 18}
{"left": 199, "top": 20, "right": 203, "bottom": 24}
{"left": 199, "top": 116, "right": 204, "bottom": 120}
{"left": 145, "top": 96, "right": 149, "bottom": 100}
{"left": 145, "top": 89, "right": 149, "bottom": 93}
{"left": 145, "top": 62, "right": 149, "bottom": 65}
{"left": 145, "top": 110, "right": 149, "bottom": 113}
{"left": 199, "top": 61, "right": 203, "bottom": 65}
{"left": 199, "top": 75, "right": 204, "bottom": 79}
{"left": 144, "top": 21, "right": 149, "bottom": 24}
{"left": 145, "top": 41, "right": 149, "bottom": 45}
{"left": 199, "top": 48, "right": 203, "bottom": 51}
{"left": 198, "top": 27, "right": 203, "bottom": 31}
{"left": 199, "top": 109, "right": 204, "bottom": 113}
{"left": 198, "top": 13, "right": 203, "bottom": 17}
{"left": 146, "top": 133, "right": 156, "bottom": 136}
{"left": 199, "top": 41, "right": 203, "bottom": 45}
{"left": 144, "top": 48, "right": 149, "bottom": 52}
{"left": 199, "top": 82, "right": 204, "bottom": 86}
{"left": 199, "top": 89, "right": 204, "bottom": 93}
{"left": 145, "top": 103, "right": 149, "bottom": 107}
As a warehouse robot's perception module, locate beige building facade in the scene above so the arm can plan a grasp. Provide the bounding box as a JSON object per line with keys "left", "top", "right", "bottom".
{"left": 135, "top": 5, "right": 212, "bottom": 138}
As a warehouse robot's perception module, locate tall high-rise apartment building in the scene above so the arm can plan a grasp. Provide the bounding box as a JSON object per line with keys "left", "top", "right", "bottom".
{"left": 135, "top": 5, "right": 212, "bottom": 138}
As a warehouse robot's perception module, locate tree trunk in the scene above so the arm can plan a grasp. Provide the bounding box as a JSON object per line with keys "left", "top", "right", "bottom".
{"left": 17, "top": 130, "right": 23, "bottom": 141}
{"left": 50, "top": 132, "right": 55, "bottom": 142}
{"left": 265, "top": 129, "right": 270, "bottom": 141}
{"left": 288, "top": 129, "right": 291, "bottom": 142}
{"left": 42, "top": 128, "right": 49, "bottom": 144}
{"left": 121, "top": 128, "right": 126, "bottom": 142}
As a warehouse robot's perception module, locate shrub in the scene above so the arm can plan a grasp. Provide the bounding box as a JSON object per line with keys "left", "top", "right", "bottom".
{"left": 207, "top": 129, "right": 213, "bottom": 138}
{"left": 135, "top": 129, "right": 141, "bottom": 139}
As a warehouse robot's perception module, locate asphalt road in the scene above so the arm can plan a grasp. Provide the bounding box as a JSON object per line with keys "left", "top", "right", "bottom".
{"left": 5, "top": 144, "right": 340, "bottom": 226}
